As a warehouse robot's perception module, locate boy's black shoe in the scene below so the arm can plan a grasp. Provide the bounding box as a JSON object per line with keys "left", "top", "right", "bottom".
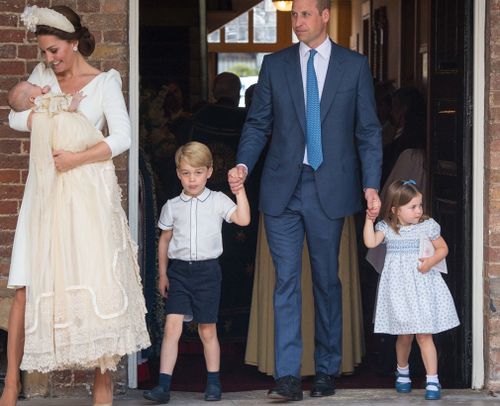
{"left": 204, "top": 383, "right": 222, "bottom": 401}
{"left": 310, "top": 372, "right": 335, "bottom": 397}
{"left": 143, "top": 385, "right": 171, "bottom": 403}
{"left": 267, "top": 375, "right": 303, "bottom": 401}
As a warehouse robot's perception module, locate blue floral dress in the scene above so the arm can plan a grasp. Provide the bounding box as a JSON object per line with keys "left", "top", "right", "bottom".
{"left": 374, "top": 218, "right": 459, "bottom": 334}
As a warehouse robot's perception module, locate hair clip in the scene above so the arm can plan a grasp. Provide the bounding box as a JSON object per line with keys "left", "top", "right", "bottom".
{"left": 402, "top": 179, "right": 416, "bottom": 185}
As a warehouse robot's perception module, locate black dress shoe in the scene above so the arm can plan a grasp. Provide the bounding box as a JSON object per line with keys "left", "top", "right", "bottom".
{"left": 143, "top": 385, "right": 171, "bottom": 403}
{"left": 267, "top": 375, "right": 303, "bottom": 401}
{"left": 204, "top": 382, "right": 222, "bottom": 401}
{"left": 310, "top": 372, "right": 335, "bottom": 397}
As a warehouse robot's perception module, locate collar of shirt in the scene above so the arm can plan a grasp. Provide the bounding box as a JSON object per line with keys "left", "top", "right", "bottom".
{"left": 299, "top": 36, "right": 332, "bottom": 62}
{"left": 180, "top": 187, "right": 211, "bottom": 202}
{"left": 299, "top": 36, "right": 332, "bottom": 101}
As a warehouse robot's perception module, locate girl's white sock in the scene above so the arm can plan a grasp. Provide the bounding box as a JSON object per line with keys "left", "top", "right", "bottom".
{"left": 396, "top": 364, "right": 411, "bottom": 383}
{"left": 426, "top": 374, "right": 440, "bottom": 391}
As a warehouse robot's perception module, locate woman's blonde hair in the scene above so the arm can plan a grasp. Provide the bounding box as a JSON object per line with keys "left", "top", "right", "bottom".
{"left": 175, "top": 141, "right": 213, "bottom": 168}
{"left": 380, "top": 180, "right": 428, "bottom": 233}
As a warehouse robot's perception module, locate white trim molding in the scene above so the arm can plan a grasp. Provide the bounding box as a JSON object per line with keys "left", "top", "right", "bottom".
{"left": 127, "top": 0, "right": 140, "bottom": 389}
{"left": 472, "top": 0, "right": 485, "bottom": 390}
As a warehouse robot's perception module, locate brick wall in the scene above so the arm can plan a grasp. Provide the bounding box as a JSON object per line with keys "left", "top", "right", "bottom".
{"left": 486, "top": 0, "right": 500, "bottom": 393}
{"left": 0, "top": 0, "right": 130, "bottom": 397}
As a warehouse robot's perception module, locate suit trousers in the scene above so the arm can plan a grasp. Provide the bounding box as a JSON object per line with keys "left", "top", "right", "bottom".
{"left": 264, "top": 165, "right": 344, "bottom": 378}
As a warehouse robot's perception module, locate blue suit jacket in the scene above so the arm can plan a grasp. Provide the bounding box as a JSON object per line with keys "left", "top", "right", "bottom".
{"left": 237, "top": 41, "right": 382, "bottom": 219}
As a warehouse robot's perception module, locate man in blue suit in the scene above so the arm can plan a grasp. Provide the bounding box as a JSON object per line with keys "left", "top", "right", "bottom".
{"left": 229, "top": 0, "right": 382, "bottom": 400}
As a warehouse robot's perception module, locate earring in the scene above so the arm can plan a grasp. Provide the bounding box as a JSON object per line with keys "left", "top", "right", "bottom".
{"left": 73, "top": 45, "right": 78, "bottom": 52}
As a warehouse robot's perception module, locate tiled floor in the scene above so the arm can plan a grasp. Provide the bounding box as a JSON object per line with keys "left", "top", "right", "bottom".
{"left": 16, "top": 389, "right": 499, "bottom": 405}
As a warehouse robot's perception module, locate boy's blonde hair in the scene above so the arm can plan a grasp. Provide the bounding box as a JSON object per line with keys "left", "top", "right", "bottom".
{"left": 175, "top": 141, "right": 213, "bottom": 168}
{"left": 380, "top": 179, "right": 428, "bottom": 233}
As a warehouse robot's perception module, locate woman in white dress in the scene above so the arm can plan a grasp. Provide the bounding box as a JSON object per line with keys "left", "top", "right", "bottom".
{"left": 2, "top": 5, "right": 150, "bottom": 406}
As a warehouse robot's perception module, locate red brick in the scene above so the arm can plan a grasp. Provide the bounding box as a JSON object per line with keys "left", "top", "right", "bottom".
{"left": 0, "top": 29, "right": 25, "bottom": 43}
{"left": 103, "top": 0, "right": 127, "bottom": 13}
{"left": 0, "top": 61, "right": 25, "bottom": 76}
{"left": 17, "top": 45, "right": 38, "bottom": 60}
{"left": 103, "top": 30, "right": 127, "bottom": 44}
{"left": 0, "top": 184, "right": 24, "bottom": 199}
{"left": 0, "top": 14, "right": 18, "bottom": 27}
{"left": 487, "top": 247, "right": 500, "bottom": 263}
{"left": 0, "top": 140, "right": 21, "bottom": 154}
{"left": 20, "top": 170, "right": 27, "bottom": 183}
{"left": 0, "top": 261, "right": 10, "bottom": 277}
{"left": 488, "top": 264, "right": 500, "bottom": 278}
{"left": 0, "top": 154, "right": 28, "bottom": 170}
{"left": 85, "top": 14, "right": 127, "bottom": 31}
{"left": 0, "top": 217, "right": 16, "bottom": 236}
{"left": 54, "top": 0, "right": 76, "bottom": 8}
{"left": 0, "top": 126, "right": 22, "bottom": 139}
{"left": 0, "top": 1, "right": 25, "bottom": 13}
{"left": 0, "top": 200, "right": 17, "bottom": 215}
{"left": 0, "top": 44, "right": 16, "bottom": 58}
{"left": 0, "top": 170, "right": 20, "bottom": 183}
{"left": 0, "top": 246, "right": 12, "bottom": 258}
{"left": 77, "top": 0, "right": 101, "bottom": 13}
{"left": 0, "top": 230, "right": 14, "bottom": 246}
{"left": 0, "top": 77, "right": 19, "bottom": 89}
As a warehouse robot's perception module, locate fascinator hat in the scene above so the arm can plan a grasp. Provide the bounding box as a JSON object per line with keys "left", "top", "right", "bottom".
{"left": 21, "top": 5, "right": 75, "bottom": 33}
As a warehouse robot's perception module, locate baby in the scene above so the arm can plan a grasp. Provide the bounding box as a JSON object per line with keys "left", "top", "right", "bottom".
{"left": 8, "top": 80, "right": 85, "bottom": 114}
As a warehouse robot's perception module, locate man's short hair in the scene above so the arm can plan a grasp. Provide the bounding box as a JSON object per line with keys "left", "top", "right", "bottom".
{"left": 175, "top": 141, "right": 213, "bottom": 169}
{"left": 315, "top": 0, "right": 331, "bottom": 12}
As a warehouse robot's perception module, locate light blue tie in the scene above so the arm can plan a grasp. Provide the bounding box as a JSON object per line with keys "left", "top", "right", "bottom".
{"left": 306, "top": 49, "right": 323, "bottom": 170}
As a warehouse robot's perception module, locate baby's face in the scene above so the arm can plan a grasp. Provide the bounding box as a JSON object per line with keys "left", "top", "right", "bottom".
{"left": 26, "top": 83, "right": 43, "bottom": 101}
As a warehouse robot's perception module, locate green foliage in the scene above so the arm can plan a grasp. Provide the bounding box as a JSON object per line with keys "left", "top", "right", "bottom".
{"left": 228, "top": 64, "right": 258, "bottom": 77}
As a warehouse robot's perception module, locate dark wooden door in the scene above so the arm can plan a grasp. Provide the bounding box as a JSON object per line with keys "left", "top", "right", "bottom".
{"left": 428, "top": 0, "right": 473, "bottom": 387}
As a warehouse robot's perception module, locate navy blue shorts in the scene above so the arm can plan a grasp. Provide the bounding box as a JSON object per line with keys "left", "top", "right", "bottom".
{"left": 165, "top": 259, "right": 221, "bottom": 324}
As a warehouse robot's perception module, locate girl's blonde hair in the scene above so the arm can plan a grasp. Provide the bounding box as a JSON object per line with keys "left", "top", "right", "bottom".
{"left": 175, "top": 141, "right": 213, "bottom": 168}
{"left": 380, "top": 180, "right": 428, "bottom": 233}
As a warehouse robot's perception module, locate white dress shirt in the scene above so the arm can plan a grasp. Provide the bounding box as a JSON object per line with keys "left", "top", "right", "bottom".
{"left": 158, "top": 188, "right": 237, "bottom": 261}
{"left": 299, "top": 36, "right": 332, "bottom": 165}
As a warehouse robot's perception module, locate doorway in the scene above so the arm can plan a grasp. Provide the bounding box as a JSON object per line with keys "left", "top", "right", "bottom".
{"left": 133, "top": 0, "right": 474, "bottom": 391}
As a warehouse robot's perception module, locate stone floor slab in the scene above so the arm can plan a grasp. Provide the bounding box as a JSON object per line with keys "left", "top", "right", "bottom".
{"left": 16, "top": 389, "right": 499, "bottom": 405}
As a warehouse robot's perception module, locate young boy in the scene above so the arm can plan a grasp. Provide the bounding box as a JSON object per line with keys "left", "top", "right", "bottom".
{"left": 144, "top": 141, "right": 250, "bottom": 403}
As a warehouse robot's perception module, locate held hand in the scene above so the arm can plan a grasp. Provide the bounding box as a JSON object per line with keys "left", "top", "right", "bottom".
{"left": 228, "top": 165, "right": 247, "bottom": 194}
{"left": 365, "top": 209, "right": 376, "bottom": 223}
{"left": 365, "top": 188, "right": 381, "bottom": 220}
{"left": 417, "top": 258, "right": 433, "bottom": 273}
{"left": 52, "top": 150, "right": 80, "bottom": 172}
{"left": 158, "top": 274, "right": 169, "bottom": 298}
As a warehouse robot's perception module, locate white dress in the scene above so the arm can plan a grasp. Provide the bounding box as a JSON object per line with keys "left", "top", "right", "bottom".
{"left": 8, "top": 65, "right": 150, "bottom": 373}
{"left": 374, "top": 219, "right": 459, "bottom": 335}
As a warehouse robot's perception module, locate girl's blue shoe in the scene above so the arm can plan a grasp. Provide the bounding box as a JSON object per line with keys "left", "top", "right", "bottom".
{"left": 395, "top": 371, "right": 412, "bottom": 393}
{"left": 425, "top": 382, "right": 441, "bottom": 400}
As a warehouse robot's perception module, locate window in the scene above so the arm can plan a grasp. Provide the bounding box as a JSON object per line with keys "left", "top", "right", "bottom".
{"left": 207, "top": 0, "right": 292, "bottom": 52}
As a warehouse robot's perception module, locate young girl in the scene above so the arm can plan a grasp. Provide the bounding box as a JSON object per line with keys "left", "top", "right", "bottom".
{"left": 363, "top": 180, "right": 459, "bottom": 400}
